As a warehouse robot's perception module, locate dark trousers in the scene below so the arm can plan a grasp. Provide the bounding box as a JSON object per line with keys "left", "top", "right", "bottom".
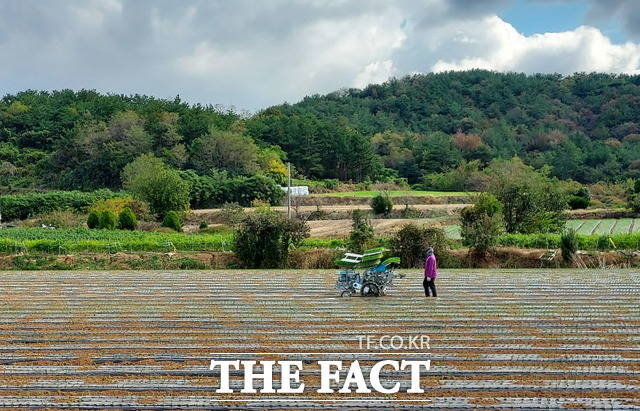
{"left": 423, "top": 277, "right": 437, "bottom": 297}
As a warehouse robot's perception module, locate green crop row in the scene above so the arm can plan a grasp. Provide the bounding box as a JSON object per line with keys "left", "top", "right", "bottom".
{"left": 0, "top": 228, "right": 344, "bottom": 253}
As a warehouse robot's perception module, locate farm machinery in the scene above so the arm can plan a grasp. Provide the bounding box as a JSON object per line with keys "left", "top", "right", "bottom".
{"left": 335, "top": 248, "right": 403, "bottom": 297}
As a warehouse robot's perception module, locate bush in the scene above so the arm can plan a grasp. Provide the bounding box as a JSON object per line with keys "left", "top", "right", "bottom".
{"left": 179, "top": 170, "right": 285, "bottom": 208}
{"left": 460, "top": 193, "right": 504, "bottom": 254}
{"left": 199, "top": 221, "right": 208, "bottom": 230}
{"left": 370, "top": 192, "right": 393, "bottom": 215}
{"left": 560, "top": 229, "right": 578, "bottom": 263}
{"left": 216, "top": 202, "right": 246, "bottom": 225}
{"left": 161, "top": 211, "right": 183, "bottom": 232}
{"left": 568, "top": 196, "right": 590, "bottom": 210}
{"left": 98, "top": 210, "right": 118, "bottom": 230}
{"left": 118, "top": 208, "right": 138, "bottom": 230}
{"left": 629, "top": 194, "right": 640, "bottom": 213}
{"left": 0, "top": 189, "right": 124, "bottom": 222}
{"left": 390, "top": 224, "right": 450, "bottom": 268}
{"left": 87, "top": 211, "right": 100, "bottom": 229}
{"left": 348, "top": 209, "right": 375, "bottom": 252}
{"left": 323, "top": 179, "right": 341, "bottom": 190}
{"left": 576, "top": 187, "right": 591, "bottom": 201}
{"left": 233, "top": 210, "right": 310, "bottom": 268}
{"left": 90, "top": 197, "right": 151, "bottom": 221}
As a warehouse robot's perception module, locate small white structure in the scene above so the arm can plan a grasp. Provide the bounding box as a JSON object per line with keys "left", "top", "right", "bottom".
{"left": 281, "top": 186, "right": 309, "bottom": 196}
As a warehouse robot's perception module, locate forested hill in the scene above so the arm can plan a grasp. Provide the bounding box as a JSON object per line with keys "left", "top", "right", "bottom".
{"left": 1, "top": 71, "right": 639, "bottom": 194}
{"left": 250, "top": 71, "right": 640, "bottom": 183}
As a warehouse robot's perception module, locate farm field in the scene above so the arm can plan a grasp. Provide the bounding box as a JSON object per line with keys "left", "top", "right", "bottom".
{"left": 190, "top": 203, "right": 468, "bottom": 219}
{"left": 0, "top": 269, "right": 638, "bottom": 409}
{"left": 443, "top": 219, "right": 640, "bottom": 241}
{"left": 567, "top": 219, "right": 640, "bottom": 235}
{"left": 307, "top": 218, "right": 452, "bottom": 238}
{"left": 310, "top": 190, "right": 471, "bottom": 197}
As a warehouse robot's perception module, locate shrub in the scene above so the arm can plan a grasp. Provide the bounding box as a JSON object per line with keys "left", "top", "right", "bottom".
{"left": 460, "top": 193, "right": 504, "bottom": 254}
{"left": 216, "top": 202, "right": 246, "bottom": 225}
{"left": 576, "top": 187, "right": 591, "bottom": 201}
{"left": 568, "top": 196, "right": 590, "bottom": 210}
{"left": 348, "top": 209, "right": 375, "bottom": 252}
{"left": 0, "top": 189, "right": 124, "bottom": 222}
{"left": 323, "top": 179, "right": 340, "bottom": 190}
{"left": 118, "top": 208, "right": 138, "bottom": 230}
{"left": 629, "top": 194, "right": 640, "bottom": 213}
{"left": 596, "top": 235, "right": 615, "bottom": 250}
{"left": 400, "top": 204, "right": 421, "bottom": 218}
{"left": 560, "top": 229, "right": 578, "bottom": 263}
{"left": 233, "top": 210, "right": 310, "bottom": 268}
{"left": 87, "top": 211, "right": 100, "bottom": 229}
{"left": 370, "top": 192, "right": 393, "bottom": 215}
{"left": 179, "top": 170, "right": 284, "bottom": 208}
{"left": 98, "top": 210, "right": 118, "bottom": 230}
{"left": 390, "top": 224, "right": 450, "bottom": 268}
{"left": 199, "top": 221, "right": 208, "bottom": 230}
{"left": 176, "top": 257, "right": 206, "bottom": 270}
{"left": 161, "top": 211, "right": 183, "bottom": 232}
{"left": 91, "top": 197, "right": 151, "bottom": 221}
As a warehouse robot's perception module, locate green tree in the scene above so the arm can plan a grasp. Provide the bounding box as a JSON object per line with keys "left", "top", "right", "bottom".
{"left": 370, "top": 192, "right": 393, "bottom": 215}
{"left": 415, "top": 132, "right": 463, "bottom": 174}
{"left": 121, "top": 154, "right": 190, "bottom": 218}
{"left": 233, "top": 210, "right": 309, "bottom": 268}
{"left": 460, "top": 193, "right": 504, "bottom": 254}
{"left": 348, "top": 209, "right": 375, "bottom": 252}
{"left": 486, "top": 158, "right": 567, "bottom": 233}
{"left": 390, "top": 224, "right": 450, "bottom": 268}
{"left": 628, "top": 179, "right": 640, "bottom": 213}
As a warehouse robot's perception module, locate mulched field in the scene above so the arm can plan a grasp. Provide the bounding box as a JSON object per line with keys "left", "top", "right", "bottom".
{"left": 0, "top": 269, "right": 639, "bottom": 409}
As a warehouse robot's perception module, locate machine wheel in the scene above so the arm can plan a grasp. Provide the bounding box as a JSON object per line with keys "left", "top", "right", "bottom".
{"left": 361, "top": 283, "right": 379, "bottom": 297}
{"left": 340, "top": 290, "right": 353, "bottom": 297}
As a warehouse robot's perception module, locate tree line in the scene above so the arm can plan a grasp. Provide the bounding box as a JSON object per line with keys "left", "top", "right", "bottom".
{"left": 1, "top": 70, "right": 639, "bottom": 196}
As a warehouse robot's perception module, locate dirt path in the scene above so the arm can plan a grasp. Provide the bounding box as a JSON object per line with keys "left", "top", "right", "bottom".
{"left": 192, "top": 203, "right": 468, "bottom": 215}
{"left": 308, "top": 218, "right": 449, "bottom": 238}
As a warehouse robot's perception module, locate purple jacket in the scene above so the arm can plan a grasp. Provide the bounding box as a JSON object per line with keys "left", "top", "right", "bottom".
{"left": 424, "top": 254, "right": 437, "bottom": 278}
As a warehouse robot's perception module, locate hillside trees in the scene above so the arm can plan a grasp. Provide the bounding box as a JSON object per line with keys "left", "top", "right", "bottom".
{"left": 246, "top": 113, "right": 379, "bottom": 181}
{"left": 190, "top": 129, "right": 259, "bottom": 175}
{"left": 50, "top": 111, "right": 153, "bottom": 189}
{"left": 2, "top": 71, "right": 640, "bottom": 192}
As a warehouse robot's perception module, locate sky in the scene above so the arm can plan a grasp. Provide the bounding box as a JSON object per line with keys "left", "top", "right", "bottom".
{"left": 0, "top": 0, "right": 639, "bottom": 111}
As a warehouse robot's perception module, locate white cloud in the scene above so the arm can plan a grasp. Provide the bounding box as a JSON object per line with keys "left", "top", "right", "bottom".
{"left": 354, "top": 60, "right": 396, "bottom": 88}
{"left": 431, "top": 16, "right": 640, "bottom": 74}
{"left": 0, "top": 0, "right": 638, "bottom": 110}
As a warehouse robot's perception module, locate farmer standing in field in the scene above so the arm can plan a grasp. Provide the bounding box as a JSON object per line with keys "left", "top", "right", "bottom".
{"left": 423, "top": 247, "right": 437, "bottom": 297}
